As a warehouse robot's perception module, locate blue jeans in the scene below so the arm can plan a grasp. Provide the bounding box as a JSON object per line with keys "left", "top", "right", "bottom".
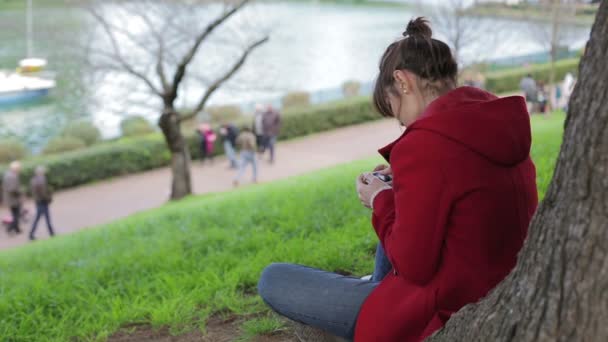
{"left": 263, "top": 135, "right": 277, "bottom": 162}
{"left": 29, "top": 202, "right": 55, "bottom": 239}
{"left": 258, "top": 247, "right": 393, "bottom": 340}
{"left": 373, "top": 243, "right": 392, "bottom": 282}
{"left": 235, "top": 151, "right": 257, "bottom": 182}
{"left": 224, "top": 141, "right": 238, "bottom": 168}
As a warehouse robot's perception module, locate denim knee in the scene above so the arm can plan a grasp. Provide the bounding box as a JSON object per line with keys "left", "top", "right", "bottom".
{"left": 257, "top": 263, "right": 290, "bottom": 305}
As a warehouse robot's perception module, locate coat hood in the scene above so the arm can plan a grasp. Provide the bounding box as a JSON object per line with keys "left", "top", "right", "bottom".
{"left": 382, "top": 87, "right": 532, "bottom": 166}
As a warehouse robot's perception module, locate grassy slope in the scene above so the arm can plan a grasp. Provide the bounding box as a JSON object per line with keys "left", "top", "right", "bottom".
{"left": 0, "top": 113, "right": 565, "bottom": 341}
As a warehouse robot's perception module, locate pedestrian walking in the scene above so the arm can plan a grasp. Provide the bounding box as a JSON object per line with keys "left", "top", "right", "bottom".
{"left": 233, "top": 127, "right": 258, "bottom": 187}
{"left": 262, "top": 104, "right": 281, "bottom": 164}
{"left": 29, "top": 166, "right": 55, "bottom": 240}
{"left": 253, "top": 104, "right": 266, "bottom": 153}
{"left": 219, "top": 123, "right": 239, "bottom": 169}
{"left": 197, "top": 123, "right": 217, "bottom": 165}
{"left": 2, "top": 161, "right": 23, "bottom": 234}
{"left": 520, "top": 73, "right": 537, "bottom": 113}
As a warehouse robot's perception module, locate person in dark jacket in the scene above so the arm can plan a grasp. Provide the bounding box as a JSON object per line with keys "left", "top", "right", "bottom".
{"left": 29, "top": 166, "right": 55, "bottom": 240}
{"left": 2, "top": 161, "right": 23, "bottom": 234}
{"left": 219, "top": 123, "right": 239, "bottom": 169}
{"left": 262, "top": 105, "right": 281, "bottom": 164}
{"left": 258, "top": 18, "right": 538, "bottom": 342}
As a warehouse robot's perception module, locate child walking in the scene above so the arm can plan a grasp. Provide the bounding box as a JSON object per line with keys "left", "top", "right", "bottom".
{"left": 233, "top": 127, "right": 258, "bottom": 187}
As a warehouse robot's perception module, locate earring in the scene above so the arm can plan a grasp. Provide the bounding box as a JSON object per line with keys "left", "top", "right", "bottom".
{"left": 400, "top": 84, "right": 408, "bottom": 94}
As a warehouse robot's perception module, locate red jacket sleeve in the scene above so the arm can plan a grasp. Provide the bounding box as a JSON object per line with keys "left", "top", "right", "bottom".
{"left": 372, "top": 134, "right": 449, "bottom": 286}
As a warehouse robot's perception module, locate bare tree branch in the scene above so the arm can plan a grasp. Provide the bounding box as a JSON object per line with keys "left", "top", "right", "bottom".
{"left": 169, "top": 0, "right": 251, "bottom": 102}
{"left": 88, "top": 7, "right": 162, "bottom": 97}
{"left": 181, "top": 36, "right": 269, "bottom": 122}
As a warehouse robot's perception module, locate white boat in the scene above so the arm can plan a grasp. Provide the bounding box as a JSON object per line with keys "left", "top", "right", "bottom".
{"left": 0, "top": 0, "right": 55, "bottom": 106}
{"left": 0, "top": 71, "right": 56, "bottom": 106}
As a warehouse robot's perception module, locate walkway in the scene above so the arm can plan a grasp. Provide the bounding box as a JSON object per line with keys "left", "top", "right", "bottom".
{"left": 0, "top": 119, "right": 403, "bottom": 250}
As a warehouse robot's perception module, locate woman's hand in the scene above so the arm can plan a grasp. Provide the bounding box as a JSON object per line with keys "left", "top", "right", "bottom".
{"left": 356, "top": 173, "right": 392, "bottom": 209}
{"left": 373, "top": 164, "right": 392, "bottom": 175}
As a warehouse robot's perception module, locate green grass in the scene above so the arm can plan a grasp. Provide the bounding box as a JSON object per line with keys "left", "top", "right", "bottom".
{"left": 0, "top": 113, "right": 565, "bottom": 341}
{"left": 238, "top": 315, "right": 286, "bottom": 341}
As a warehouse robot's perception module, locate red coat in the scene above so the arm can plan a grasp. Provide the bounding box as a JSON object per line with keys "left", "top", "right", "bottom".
{"left": 354, "top": 87, "right": 538, "bottom": 341}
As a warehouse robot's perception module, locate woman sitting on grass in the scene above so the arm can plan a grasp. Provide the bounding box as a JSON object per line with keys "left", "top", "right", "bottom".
{"left": 258, "top": 18, "right": 538, "bottom": 342}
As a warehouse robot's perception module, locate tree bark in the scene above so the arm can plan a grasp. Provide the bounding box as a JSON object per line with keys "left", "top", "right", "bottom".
{"left": 428, "top": 3, "right": 608, "bottom": 341}
{"left": 159, "top": 108, "right": 192, "bottom": 200}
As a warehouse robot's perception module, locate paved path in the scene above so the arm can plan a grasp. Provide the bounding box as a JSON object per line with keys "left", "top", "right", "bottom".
{"left": 0, "top": 119, "right": 404, "bottom": 250}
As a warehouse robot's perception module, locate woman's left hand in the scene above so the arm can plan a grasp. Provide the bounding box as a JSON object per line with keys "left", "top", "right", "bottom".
{"left": 356, "top": 173, "right": 392, "bottom": 209}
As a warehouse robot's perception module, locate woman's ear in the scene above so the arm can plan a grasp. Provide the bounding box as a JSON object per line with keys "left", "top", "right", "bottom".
{"left": 393, "top": 70, "right": 415, "bottom": 95}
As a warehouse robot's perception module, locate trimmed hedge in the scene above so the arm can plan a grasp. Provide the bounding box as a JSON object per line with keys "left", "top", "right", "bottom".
{"left": 43, "top": 136, "right": 86, "bottom": 155}
{"left": 279, "top": 96, "right": 376, "bottom": 140}
{"left": 0, "top": 139, "right": 28, "bottom": 164}
{"left": 0, "top": 96, "right": 377, "bottom": 194}
{"left": 61, "top": 122, "right": 102, "bottom": 146}
{"left": 206, "top": 105, "right": 242, "bottom": 124}
{"left": 120, "top": 116, "right": 156, "bottom": 137}
{"left": 484, "top": 58, "right": 580, "bottom": 94}
{"left": 282, "top": 91, "right": 311, "bottom": 109}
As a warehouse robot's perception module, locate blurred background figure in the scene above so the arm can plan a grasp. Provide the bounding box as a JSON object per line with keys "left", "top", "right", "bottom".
{"left": 560, "top": 72, "right": 576, "bottom": 111}
{"left": 520, "top": 73, "right": 538, "bottom": 113}
{"left": 537, "top": 80, "right": 549, "bottom": 114}
{"left": 197, "top": 123, "right": 217, "bottom": 165}
{"left": 219, "top": 123, "right": 240, "bottom": 169}
{"left": 233, "top": 127, "right": 258, "bottom": 187}
{"left": 2, "top": 161, "right": 23, "bottom": 235}
{"left": 262, "top": 104, "right": 282, "bottom": 164}
{"left": 29, "top": 166, "right": 55, "bottom": 241}
{"left": 253, "top": 104, "right": 266, "bottom": 154}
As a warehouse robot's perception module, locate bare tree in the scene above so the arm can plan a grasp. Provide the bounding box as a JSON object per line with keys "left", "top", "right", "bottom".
{"left": 416, "top": 0, "right": 499, "bottom": 68}
{"left": 427, "top": 0, "right": 477, "bottom": 64}
{"left": 526, "top": 0, "right": 577, "bottom": 85}
{"left": 425, "top": 2, "right": 608, "bottom": 341}
{"left": 86, "top": 0, "right": 269, "bottom": 200}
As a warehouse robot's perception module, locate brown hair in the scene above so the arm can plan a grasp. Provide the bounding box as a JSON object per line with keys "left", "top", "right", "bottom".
{"left": 373, "top": 17, "right": 458, "bottom": 117}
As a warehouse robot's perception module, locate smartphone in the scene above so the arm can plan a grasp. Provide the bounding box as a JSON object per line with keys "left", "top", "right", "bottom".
{"left": 372, "top": 172, "right": 392, "bottom": 183}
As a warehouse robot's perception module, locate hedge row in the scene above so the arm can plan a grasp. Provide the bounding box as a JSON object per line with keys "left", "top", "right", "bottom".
{"left": 0, "top": 96, "right": 377, "bottom": 195}
{"left": 484, "top": 58, "right": 580, "bottom": 94}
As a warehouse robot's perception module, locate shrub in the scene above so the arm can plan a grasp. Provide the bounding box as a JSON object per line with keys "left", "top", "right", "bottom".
{"left": 484, "top": 58, "right": 580, "bottom": 94}
{"left": 279, "top": 96, "right": 376, "bottom": 140}
{"left": 120, "top": 116, "right": 155, "bottom": 137}
{"left": 0, "top": 139, "right": 28, "bottom": 164}
{"left": 342, "top": 81, "right": 361, "bottom": 97}
{"left": 0, "top": 136, "right": 172, "bottom": 193}
{"left": 43, "top": 137, "right": 86, "bottom": 155}
{"left": 62, "top": 121, "right": 101, "bottom": 146}
{"left": 282, "top": 91, "right": 311, "bottom": 109}
{"left": 206, "top": 105, "right": 243, "bottom": 124}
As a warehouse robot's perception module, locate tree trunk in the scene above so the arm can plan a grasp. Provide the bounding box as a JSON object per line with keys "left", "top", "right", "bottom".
{"left": 428, "top": 3, "right": 608, "bottom": 341}
{"left": 159, "top": 108, "right": 192, "bottom": 200}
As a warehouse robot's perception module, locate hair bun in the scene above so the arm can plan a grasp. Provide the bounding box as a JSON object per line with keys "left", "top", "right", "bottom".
{"left": 403, "top": 17, "right": 432, "bottom": 39}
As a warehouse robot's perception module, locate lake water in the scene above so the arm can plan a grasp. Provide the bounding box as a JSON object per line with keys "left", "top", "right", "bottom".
{"left": 0, "top": 1, "right": 590, "bottom": 151}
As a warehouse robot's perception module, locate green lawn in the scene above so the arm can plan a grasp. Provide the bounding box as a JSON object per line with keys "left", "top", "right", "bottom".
{"left": 0, "top": 113, "right": 565, "bottom": 341}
